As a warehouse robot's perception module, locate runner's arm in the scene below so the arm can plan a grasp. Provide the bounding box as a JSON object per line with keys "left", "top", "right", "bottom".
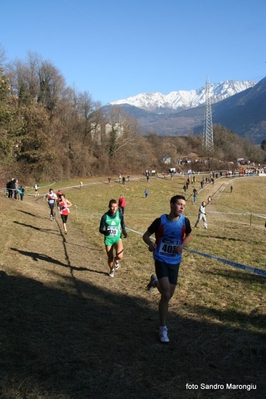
{"left": 142, "top": 217, "right": 161, "bottom": 251}
{"left": 99, "top": 214, "right": 110, "bottom": 236}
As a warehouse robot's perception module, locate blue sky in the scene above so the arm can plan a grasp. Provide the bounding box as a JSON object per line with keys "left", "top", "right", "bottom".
{"left": 1, "top": 0, "right": 266, "bottom": 105}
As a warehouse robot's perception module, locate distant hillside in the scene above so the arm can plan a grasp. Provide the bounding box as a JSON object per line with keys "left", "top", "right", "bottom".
{"left": 211, "top": 77, "right": 266, "bottom": 143}
{"left": 104, "top": 78, "right": 266, "bottom": 144}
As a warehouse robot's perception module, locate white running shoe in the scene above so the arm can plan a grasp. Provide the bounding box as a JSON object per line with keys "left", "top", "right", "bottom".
{"left": 146, "top": 274, "right": 158, "bottom": 291}
{"left": 114, "top": 260, "right": 120, "bottom": 270}
{"left": 109, "top": 269, "right": 115, "bottom": 277}
{"left": 159, "top": 327, "right": 169, "bottom": 343}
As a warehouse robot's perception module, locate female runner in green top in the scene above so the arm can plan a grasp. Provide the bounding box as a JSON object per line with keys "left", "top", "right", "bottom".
{"left": 99, "top": 199, "right": 127, "bottom": 277}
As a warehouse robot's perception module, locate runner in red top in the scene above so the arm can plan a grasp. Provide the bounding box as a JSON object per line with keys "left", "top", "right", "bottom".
{"left": 118, "top": 195, "right": 126, "bottom": 215}
{"left": 58, "top": 194, "right": 72, "bottom": 234}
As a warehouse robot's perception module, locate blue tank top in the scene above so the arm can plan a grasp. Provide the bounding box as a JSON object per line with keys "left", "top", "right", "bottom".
{"left": 153, "top": 214, "right": 186, "bottom": 264}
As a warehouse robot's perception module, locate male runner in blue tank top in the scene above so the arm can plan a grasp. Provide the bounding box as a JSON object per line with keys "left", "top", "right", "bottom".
{"left": 99, "top": 199, "right": 127, "bottom": 277}
{"left": 143, "top": 195, "right": 192, "bottom": 343}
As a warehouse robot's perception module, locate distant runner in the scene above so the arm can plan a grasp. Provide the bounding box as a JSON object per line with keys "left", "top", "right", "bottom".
{"left": 58, "top": 194, "right": 72, "bottom": 234}
{"left": 46, "top": 188, "right": 57, "bottom": 220}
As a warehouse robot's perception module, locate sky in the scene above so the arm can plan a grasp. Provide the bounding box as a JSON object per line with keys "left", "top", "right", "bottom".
{"left": 1, "top": 0, "right": 266, "bottom": 105}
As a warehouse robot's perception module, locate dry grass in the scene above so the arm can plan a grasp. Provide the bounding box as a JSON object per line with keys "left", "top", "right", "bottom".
{"left": 0, "top": 174, "right": 265, "bottom": 399}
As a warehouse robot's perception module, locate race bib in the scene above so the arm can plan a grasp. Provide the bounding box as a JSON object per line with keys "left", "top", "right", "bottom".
{"left": 158, "top": 238, "right": 180, "bottom": 258}
{"left": 107, "top": 226, "right": 119, "bottom": 237}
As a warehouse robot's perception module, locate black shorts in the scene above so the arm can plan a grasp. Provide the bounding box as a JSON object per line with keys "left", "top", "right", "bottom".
{"left": 155, "top": 260, "right": 180, "bottom": 285}
{"left": 61, "top": 215, "right": 68, "bottom": 223}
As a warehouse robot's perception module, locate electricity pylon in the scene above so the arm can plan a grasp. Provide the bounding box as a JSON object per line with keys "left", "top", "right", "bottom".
{"left": 202, "top": 77, "right": 214, "bottom": 152}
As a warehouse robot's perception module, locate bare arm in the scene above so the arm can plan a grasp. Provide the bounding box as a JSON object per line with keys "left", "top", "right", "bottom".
{"left": 142, "top": 230, "right": 157, "bottom": 252}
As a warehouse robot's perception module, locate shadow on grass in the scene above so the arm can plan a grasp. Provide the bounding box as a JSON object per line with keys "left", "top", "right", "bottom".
{"left": 3, "top": 194, "right": 265, "bottom": 398}
{"left": 190, "top": 304, "right": 266, "bottom": 331}
{"left": 17, "top": 210, "right": 39, "bottom": 217}
{"left": 13, "top": 221, "right": 58, "bottom": 234}
{"left": 204, "top": 268, "right": 266, "bottom": 284}
{"left": 10, "top": 248, "right": 106, "bottom": 275}
{"left": 0, "top": 270, "right": 265, "bottom": 399}
{"left": 194, "top": 232, "right": 242, "bottom": 242}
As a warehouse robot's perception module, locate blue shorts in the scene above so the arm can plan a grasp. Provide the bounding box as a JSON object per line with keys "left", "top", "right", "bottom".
{"left": 155, "top": 260, "right": 180, "bottom": 285}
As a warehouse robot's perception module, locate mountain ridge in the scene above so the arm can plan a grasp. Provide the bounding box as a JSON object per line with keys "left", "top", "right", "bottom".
{"left": 109, "top": 80, "right": 255, "bottom": 113}
{"left": 105, "top": 78, "right": 266, "bottom": 144}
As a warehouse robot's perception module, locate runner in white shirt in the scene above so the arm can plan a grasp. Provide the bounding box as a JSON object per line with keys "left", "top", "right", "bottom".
{"left": 46, "top": 188, "right": 57, "bottom": 220}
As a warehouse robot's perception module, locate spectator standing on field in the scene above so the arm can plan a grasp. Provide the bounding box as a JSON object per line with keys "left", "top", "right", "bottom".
{"left": 14, "top": 179, "right": 19, "bottom": 200}
{"left": 142, "top": 195, "right": 192, "bottom": 343}
{"left": 118, "top": 194, "right": 126, "bottom": 215}
{"left": 192, "top": 188, "right": 198, "bottom": 204}
{"left": 10, "top": 178, "right": 16, "bottom": 198}
{"left": 194, "top": 201, "right": 208, "bottom": 229}
{"left": 18, "top": 186, "right": 25, "bottom": 201}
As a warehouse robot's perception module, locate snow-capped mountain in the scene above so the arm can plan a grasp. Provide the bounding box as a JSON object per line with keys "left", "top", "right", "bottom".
{"left": 110, "top": 80, "right": 256, "bottom": 112}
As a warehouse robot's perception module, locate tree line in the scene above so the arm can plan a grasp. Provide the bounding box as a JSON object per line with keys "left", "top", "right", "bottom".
{"left": 1, "top": 47, "right": 266, "bottom": 185}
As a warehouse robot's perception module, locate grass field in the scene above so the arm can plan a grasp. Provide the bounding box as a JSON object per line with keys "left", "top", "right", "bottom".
{"left": 0, "top": 173, "right": 265, "bottom": 398}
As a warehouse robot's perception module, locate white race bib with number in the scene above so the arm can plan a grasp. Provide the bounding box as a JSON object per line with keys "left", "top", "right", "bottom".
{"left": 107, "top": 226, "right": 119, "bottom": 237}
{"left": 158, "top": 238, "right": 180, "bottom": 258}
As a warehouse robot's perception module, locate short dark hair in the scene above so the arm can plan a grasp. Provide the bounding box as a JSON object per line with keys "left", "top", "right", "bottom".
{"left": 170, "top": 195, "right": 186, "bottom": 204}
{"left": 109, "top": 199, "right": 117, "bottom": 207}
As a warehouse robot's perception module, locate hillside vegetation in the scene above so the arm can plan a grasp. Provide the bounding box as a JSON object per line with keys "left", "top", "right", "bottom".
{"left": 1, "top": 54, "right": 266, "bottom": 184}
{"left": 0, "top": 173, "right": 265, "bottom": 398}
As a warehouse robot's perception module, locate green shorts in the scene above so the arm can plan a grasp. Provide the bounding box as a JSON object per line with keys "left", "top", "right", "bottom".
{"left": 105, "top": 236, "right": 121, "bottom": 247}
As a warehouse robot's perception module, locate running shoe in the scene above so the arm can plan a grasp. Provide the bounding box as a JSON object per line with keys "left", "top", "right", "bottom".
{"left": 159, "top": 327, "right": 169, "bottom": 343}
{"left": 146, "top": 274, "right": 158, "bottom": 291}
{"left": 109, "top": 269, "right": 115, "bottom": 277}
{"left": 114, "top": 260, "right": 120, "bottom": 270}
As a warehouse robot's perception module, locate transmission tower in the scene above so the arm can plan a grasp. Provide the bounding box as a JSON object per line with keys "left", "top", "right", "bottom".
{"left": 202, "top": 77, "right": 214, "bottom": 152}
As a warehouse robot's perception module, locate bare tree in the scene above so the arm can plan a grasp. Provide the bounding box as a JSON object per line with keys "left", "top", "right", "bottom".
{"left": 0, "top": 43, "right": 7, "bottom": 67}
{"left": 6, "top": 52, "right": 41, "bottom": 105}
{"left": 37, "top": 60, "right": 65, "bottom": 112}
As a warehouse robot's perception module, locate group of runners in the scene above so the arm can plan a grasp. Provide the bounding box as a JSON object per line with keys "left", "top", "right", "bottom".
{"left": 44, "top": 186, "right": 210, "bottom": 344}
{"left": 45, "top": 188, "right": 72, "bottom": 234}
{"left": 98, "top": 194, "right": 193, "bottom": 344}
